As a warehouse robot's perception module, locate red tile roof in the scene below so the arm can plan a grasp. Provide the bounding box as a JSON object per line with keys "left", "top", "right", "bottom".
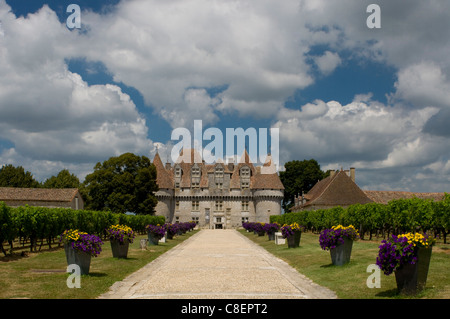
{"left": 0, "top": 187, "right": 80, "bottom": 202}
{"left": 153, "top": 149, "right": 283, "bottom": 190}
{"left": 363, "top": 190, "right": 446, "bottom": 204}
{"left": 291, "top": 170, "right": 373, "bottom": 210}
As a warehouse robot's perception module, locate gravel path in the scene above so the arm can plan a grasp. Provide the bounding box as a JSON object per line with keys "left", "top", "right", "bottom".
{"left": 98, "top": 229, "right": 337, "bottom": 299}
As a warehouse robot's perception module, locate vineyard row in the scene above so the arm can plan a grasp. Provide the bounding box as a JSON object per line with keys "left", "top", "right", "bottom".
{"left": 0, "top": 202, "right": 165, "bottom": 255}
{"left": 270, "top": 194, "right": 450, "bottom": 242}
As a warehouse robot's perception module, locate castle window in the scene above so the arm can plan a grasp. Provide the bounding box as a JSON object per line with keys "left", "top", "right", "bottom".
{"left": 241, "top": 201, "right": 249, "bottom": 211}
{"left": 216, "top": 182, "right": 223, "bottom": 189}
{"left": 175, "top": 166, "right": 182, "bottom": 177}
{"left": 192, "top": 200, "right": 199, "bottom": 211}
{"left": 192, "top": 216, "right": 199, "bottom": 224}
{"left": 175, "top": 201, "right": 180, "bottom": 210}
{"left": 192, "top": 181, "right": 200, "bottom": 188}
{"left": 215, "top": 200, "right": 223, "bottom": 211}
{"left": 241, "top": 181, "right": 249, "bottom": 189}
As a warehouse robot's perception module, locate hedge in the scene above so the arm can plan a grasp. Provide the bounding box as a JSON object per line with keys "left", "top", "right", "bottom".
{"left": 0, "top": 202, "right": 165, "bottom": 255}
{"left": 271, "top": 194, "right": 450, "bottom": 242}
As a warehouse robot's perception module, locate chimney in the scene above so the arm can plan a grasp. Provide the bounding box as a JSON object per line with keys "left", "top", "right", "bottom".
{"left": 227, "top": 157, "right": 235, "bottom": 171}
{"left": 350, "top": 167, "right": 355, "bottom": 182}
{"left": 330, "top": 170, "right": 336, "bottom": 178}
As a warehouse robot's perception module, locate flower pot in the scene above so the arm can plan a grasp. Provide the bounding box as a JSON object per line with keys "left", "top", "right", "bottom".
{"left": 257, "top": 231, "right": 265, "bottom": 237}
{"left": 268, "top": 232, "right": 275, "bottom": 241}
{"left": 395, "top": 246, "right": 432, "bottom": 295}
{"left": 64, "top": 244, "right": 91, "bottom": 275}
{"left": 330, "top": 238, "right": 353, "bottom": 266}
{"left": 287, "top": 231, "right": 301, "bottom": 248}
{"left": 110, "top": 240, "right": 129, "bottom": 259}
{"left": 148, "top": 232, "right": 160, "bottom": 245}
{"left": 167, "top": 232, "right": 174, "bottom": 240}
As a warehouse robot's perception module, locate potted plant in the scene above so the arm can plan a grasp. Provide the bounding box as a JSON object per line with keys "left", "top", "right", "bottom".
{"left": 264, "top": 223, "right": 280, "bottom": 241}
{"left": 376, "top": 232, "right": 435, "bottom": 295}
{"left": 166, "top": 223, "right": 179, "bottom": 240}
{"left": 281, "top": 223, "right": 304, "bottom": 248}
{"left": 319, "top": 225, "right": 359, "bottom": 265}
{"left": 60, "top": 229, "right": 103, "bottom": 275}
{"left": 106, "top": 224, "right": 135, "bottom": 258}
{"left": 253, "top": 223, "right": 266, "bottom": 236}
{"left": 146, "top": 224, "right": 166, "bottom": 245}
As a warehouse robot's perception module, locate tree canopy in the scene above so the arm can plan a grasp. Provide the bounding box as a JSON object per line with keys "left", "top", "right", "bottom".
{"left": 0, "top": 164, "right": 40, "bottom": 188}
{"left": 43, "top": 169, "right": 80, "bottom": 188}
{"left": 82, "top": 153, "right": 159, "bottom": 215}
{"left": 279, "top": 159, "right": 328, "bottom": 212}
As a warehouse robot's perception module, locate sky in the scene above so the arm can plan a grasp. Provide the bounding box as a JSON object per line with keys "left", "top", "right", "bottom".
{"left": 0, "top": 0, "right": 450, "bottom": 193}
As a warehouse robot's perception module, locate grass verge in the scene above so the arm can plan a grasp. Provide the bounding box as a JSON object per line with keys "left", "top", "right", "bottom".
{"left": 0, "top": 230, "right": 198, "bottom": 299}
{"left": 240, "top": 230, "right": 450, "bottom": 299}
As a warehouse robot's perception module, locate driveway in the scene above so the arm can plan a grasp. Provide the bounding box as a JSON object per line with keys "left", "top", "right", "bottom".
{"left": 98, "top": 229, "right": 337, "bottom": 299}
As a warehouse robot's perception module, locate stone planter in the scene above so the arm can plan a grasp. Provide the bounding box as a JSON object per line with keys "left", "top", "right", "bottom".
{"left": 330, "top": 238, "right": 353, "bottom": 266}
{"left": 267, "top": 232, "right": 275, "bottom": 241}
{"left": 395, "top": 247, "right": 432, "bottom": 295}
{"left": 148, "top": 232, "right": 160, "bottom": 245}
{"left": 257, "top": 231, "right": 265, "bottom": 237}
{"left": 64, "top": 244, "right": 91, "bottom": 275}
{"left": 167, "top": 232, "right": 174, "bottom": 240}
{"left": 110, "top": 240, "right": 129, "bottom": 259}
{"left": 287, "top": 231, "right": 301, "bottom": 248}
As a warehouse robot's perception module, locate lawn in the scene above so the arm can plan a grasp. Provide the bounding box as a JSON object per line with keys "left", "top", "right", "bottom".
{"left": 240, "top": 230, "right": 450, "bottom": 299}
{"left": 0, "top": 231, "right": 198, "bottom": 299}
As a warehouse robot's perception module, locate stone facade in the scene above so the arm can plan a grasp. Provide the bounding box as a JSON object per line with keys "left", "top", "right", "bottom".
{"left": 153, "top": 149, "right": 284, "bottom": 229}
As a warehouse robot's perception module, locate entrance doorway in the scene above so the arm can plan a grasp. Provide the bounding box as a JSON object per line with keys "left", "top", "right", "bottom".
{"left": 214, "top": 217, "right": 223, "bottom": 229}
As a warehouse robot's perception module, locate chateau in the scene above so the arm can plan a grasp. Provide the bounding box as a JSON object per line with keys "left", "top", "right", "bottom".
{"left": 153, "top": 149, "right": 284, "bottom": 229}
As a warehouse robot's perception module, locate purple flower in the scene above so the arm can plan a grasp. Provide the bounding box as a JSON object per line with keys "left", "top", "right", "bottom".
{"left": 376, "top": 234, "right": 421, "bottom": 276}
{"left": 146, "top": 224, "right": 166, "bottom": 239}
{"left": 319, "top": 226, "right": 359, "bottom": 251}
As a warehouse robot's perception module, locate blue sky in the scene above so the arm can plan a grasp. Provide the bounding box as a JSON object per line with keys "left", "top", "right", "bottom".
{"left": 1, "top": 0, "right": 450, "bottom": 192}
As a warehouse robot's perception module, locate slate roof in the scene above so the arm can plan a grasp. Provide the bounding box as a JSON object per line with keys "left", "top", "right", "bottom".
{"left": 0, "top": 187, "right": 80, "bottom": 202}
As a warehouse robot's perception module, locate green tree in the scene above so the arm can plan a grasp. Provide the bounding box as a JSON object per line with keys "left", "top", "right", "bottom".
{"left": 82, "top": 153, "right": 158, "bottom": 215}
{"left": 0, "top": 164, "right": 40, "bottom": 188}
{"left": 279, "top": 159, "right": 328, "bottom": 212}
{"left": 42, "top": 169, "right": 80, "bottom": 188}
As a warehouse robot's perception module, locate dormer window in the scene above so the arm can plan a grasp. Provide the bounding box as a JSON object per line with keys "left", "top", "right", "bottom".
{"left": 191, "top": 165, "right": 201, "bottom": 177}
{"left": 191, "top": 164, "right": 200, "bottom": 188}
{"left": 240, "top": 166, "right": 250, "bottom": 177}
{"left": 215, "top": 166, "right": 224, "bottom": 177}
{"left": 175, "top": 166, "right": 182, "bottom": 177}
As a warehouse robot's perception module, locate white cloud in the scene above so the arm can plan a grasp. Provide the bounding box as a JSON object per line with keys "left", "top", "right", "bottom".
{"left": 275, "top": 97, "right": 441, "bottom": 170}
{"left": 1, "top": 0, "right": 450, "bottom": 192}
{"left": 314, "top": 51, "right": 341, "bottom": 75}
{"left": 0, "top": 1, "right": 155, "bottom": 179}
